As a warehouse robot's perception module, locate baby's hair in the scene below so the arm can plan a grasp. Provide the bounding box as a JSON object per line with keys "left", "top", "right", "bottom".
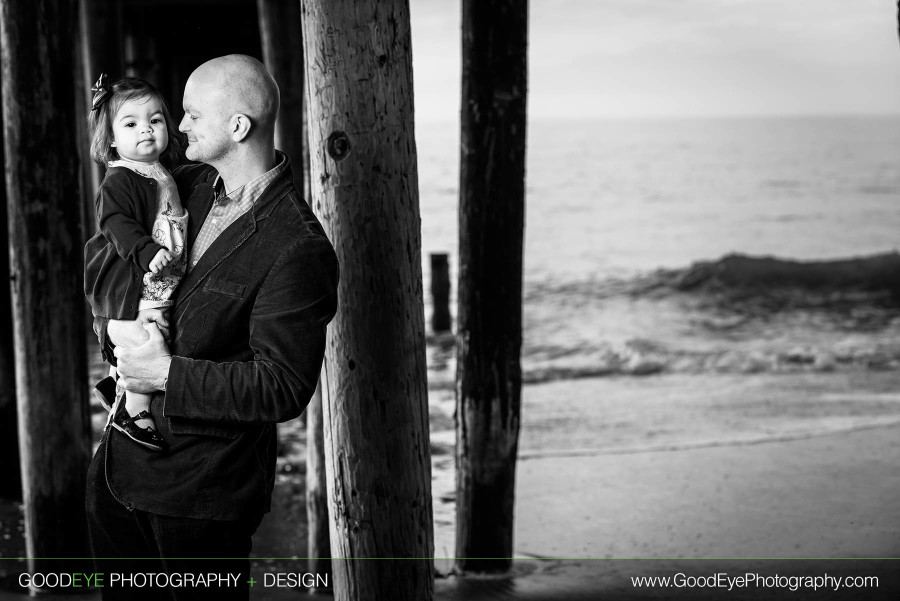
{"left": 88, "top": 77, "right": 184, "bottom": 170}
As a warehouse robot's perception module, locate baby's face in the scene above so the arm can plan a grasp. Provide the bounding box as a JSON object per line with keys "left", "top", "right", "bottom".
{"left": 111, "top": 95, "right": 169, "bottom": 163}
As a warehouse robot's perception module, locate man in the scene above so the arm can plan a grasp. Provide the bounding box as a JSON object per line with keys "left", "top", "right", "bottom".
{"left": 85, "top": 55, "right": 338, "bottom": 600}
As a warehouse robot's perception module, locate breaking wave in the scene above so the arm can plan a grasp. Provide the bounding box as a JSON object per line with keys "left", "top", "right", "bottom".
{"left": 427, "top": 252, "right": 900, "bottom": 387}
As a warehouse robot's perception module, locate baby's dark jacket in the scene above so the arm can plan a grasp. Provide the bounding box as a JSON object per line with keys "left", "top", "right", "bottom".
{"left": 84, "top": 166, "right": 166, "bottom": 325}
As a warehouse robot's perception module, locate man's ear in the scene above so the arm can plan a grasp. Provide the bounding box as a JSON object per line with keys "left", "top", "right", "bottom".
{"left": 230, "top": 114, "right": 252, "bottom": 142}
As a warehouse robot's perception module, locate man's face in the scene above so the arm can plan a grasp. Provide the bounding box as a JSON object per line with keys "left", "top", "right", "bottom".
{"left": 179, "top": 76, "right": 231, "bottom": 164}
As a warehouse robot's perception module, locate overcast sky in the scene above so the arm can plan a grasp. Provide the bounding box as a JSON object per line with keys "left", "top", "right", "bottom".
{"left": 410, "top": 0, "right": 900, "bottom": 121}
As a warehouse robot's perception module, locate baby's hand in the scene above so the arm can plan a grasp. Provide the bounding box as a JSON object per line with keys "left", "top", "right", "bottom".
{"left": 149, "top": 249, "right": 173, "bottom": 274}
{"left": 137, "top": 308, "right": 170, "bottom": 341}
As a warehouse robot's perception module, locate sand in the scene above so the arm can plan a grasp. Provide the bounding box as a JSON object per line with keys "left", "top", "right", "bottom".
{"left": 2, "top": 370, "right": 900, "bottom": 600}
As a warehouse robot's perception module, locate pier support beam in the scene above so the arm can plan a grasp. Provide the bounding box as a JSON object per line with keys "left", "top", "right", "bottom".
{"left": 257, "top": 0, "right": 307, "bottom": 196}
{"left": 306, "top": 372, "right": 331, "bottom": 588}
{"left": 430, "top": 253, "right": 451, "bottom": 333}
{"left": 0, "top": 71, "right": 18, "bottom": 502}
{"left": 302, "top": 0, "right": 434, "bottom": 598}
{"left": 455, "top": 0, "right": 529, "bottom": 574}
{"left": 0, "top": 0, "right": 91, "bottom": 576}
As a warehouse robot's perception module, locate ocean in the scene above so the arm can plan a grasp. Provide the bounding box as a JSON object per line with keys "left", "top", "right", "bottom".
{"left": 415, "top": 115, "right": 900, "bottom": 384}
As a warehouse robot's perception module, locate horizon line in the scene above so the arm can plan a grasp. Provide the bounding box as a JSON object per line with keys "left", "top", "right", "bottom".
{"left": 415, "top": 111, "right": 900, "bottom": 125}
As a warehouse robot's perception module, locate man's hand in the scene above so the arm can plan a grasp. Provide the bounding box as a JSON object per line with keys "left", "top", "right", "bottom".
{"left": 108, "top": 309, "right": 170, "bottom": 346}
{"left": 115, "top": 322, "right": 172, "bottom": 394}
{"left": 106, "top": 318, "right": 150, "bottom": 348}
{"left": 149, "top": 248, "right": 173, "bottom": 274}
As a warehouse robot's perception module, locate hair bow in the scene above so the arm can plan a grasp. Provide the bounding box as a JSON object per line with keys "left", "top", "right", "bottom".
{"left": 90, "top": 73, "right": 111, "bottom": 112}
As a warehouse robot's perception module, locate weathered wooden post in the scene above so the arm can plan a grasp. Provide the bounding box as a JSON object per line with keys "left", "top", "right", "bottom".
{"left": 257, "top": 1, "right": 332, "bottom": 581}
{"left": 455, "top": 0, "right": 528, "bottom": 574}
{"left": 79, "top": 0, "right": 125, "bottom": 81}
{"left": 430, "top": 253, "right": 451, "bottom": 332}
{"left": 257, "top": 0, "right": 307, "bottom": 193}
{"left": 257, "top": 0, "right": 308, "bottom": 427}
{"left": 0, "top": 0, "right": 92, "bottom": 574}
{"left": 78, "top": 0, "right": 125, "bottom": 211}
{"left": 0, "top": 71, "right": 19, "bottom": 502}
{"left": 306, "top": 372, "right": 331, "bottom": 588}
{"left": 302, "top": 0, "right": 434, "bottom": 599}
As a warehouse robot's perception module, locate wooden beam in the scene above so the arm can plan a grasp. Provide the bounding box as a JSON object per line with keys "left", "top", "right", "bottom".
{"left": 257, "top": 0, "right": 332, "bottom": 578}
{"left": 302, "top": 0, "right": 434, "bottom": 598}
{"left": 0, "top": 0, "right": 91, "bottom": 576}
{"left": 257, "top": 0, "right": 307, "bottom": 194}
{"left": 79, "top": 0, "right": 125, "bottom": 207}
{"left": 455, "top": 0, "right": 528, "bottom": 574}
{"left": 306, "top": 370, "right": 331, "bottom": 589}
{"left": 0, "top": 62, "right": 19, "bottom": 502}
{"left": 429, "top": 253, "right": 451, "bottom": 333}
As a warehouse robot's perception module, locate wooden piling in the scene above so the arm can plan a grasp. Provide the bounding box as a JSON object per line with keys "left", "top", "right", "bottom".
{"left": 257, "top": 0, "right": 306, "bottom": 194}
{"left": 302, "top": 0, "right": 434, "bottom": 598}
{"left": 0, "top": 70, "right": 18, "bottom": 502}
{"left": 430, "top": 253, "right": 451, "bottom": 333}
{"left": 79, "top": 0, "right": 125, "bottom": 204}
{"left": 75, "top": 1, "right": 96, "bottom": 239}
{"left": 257, "top": 2, "right": 332, "bottom": 577}
{"left": 0, "top": 0, "right": 91, "bottom": 572}
{"left": 306, "top": 371, "right": 332, "bottom": 590}
{"left": 455, "top": 0, "right": 528, "bottom": 574}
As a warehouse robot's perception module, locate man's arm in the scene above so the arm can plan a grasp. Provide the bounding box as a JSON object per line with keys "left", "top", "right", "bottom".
{"left": 117, "top": 236, "right": 338, "bottom": 423}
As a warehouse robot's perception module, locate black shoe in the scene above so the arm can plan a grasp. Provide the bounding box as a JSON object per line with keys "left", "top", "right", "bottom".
{"left": 93, "top": 376, "right": 117, "bottom": 411}
{"left": 112, "top": 404, "right": 167, "bottom": 452}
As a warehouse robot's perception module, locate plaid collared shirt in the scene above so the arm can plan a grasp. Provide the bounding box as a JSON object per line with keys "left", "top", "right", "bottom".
{"left": 187, "top": 155, "right": 287, "bottom": 272}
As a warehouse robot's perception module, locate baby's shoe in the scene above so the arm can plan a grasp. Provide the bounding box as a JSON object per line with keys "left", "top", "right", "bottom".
{"left": 112, "top": 403, "right": 167, "bottom": 452}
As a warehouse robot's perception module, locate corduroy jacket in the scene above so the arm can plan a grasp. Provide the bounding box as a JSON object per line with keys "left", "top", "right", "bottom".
{"left": 94, "top": 155, "right": 339, "bottom": 521}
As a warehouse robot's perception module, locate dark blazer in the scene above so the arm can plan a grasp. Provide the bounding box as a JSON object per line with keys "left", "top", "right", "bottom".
{"left": 84, "top": 167, "right": 167, "bottom": 322}
{"left": 98, "top": 156, "right": 339, "bottom": 521}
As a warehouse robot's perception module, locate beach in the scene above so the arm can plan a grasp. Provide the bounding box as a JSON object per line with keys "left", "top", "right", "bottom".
{"left": 3, "top": 368, "right": 900, "bottom": 599}
{"left": 251, "top": 369, "right": 900, "bottom": 600}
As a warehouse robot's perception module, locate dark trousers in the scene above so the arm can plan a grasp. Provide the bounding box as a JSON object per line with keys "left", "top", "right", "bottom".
{"left": 85, "top": 444, "right": 257, "bottom": 601}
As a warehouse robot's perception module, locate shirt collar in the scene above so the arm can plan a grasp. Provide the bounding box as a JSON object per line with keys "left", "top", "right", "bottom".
{"left": 108, "top": 158, "right": 167, "bottom": 179}
{"left": 211, "top": 153, "right": 288, "bottom": 208}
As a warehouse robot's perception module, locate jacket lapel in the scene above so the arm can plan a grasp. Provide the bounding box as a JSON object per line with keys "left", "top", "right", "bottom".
{"left": 175, "top": 158, "right": 294, "bottom": 304}
{"left": 177, "top": 213, "right": 257, "bottom": 303}
{"left": 186, "top": 179, "right": 215, "bottom": 250}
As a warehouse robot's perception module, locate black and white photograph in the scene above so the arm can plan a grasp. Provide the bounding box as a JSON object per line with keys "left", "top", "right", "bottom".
{"left": 0, "top": 0, "right": 899, "bottom": 599}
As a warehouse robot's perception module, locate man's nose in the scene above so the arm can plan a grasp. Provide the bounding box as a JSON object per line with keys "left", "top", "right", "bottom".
{"left": 178, "top": 114, "right": 189, "bottom": 133}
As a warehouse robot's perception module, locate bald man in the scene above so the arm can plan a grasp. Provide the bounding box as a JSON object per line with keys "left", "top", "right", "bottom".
{"left": 84, "top": 55, "right": 338, "bottom": 601}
